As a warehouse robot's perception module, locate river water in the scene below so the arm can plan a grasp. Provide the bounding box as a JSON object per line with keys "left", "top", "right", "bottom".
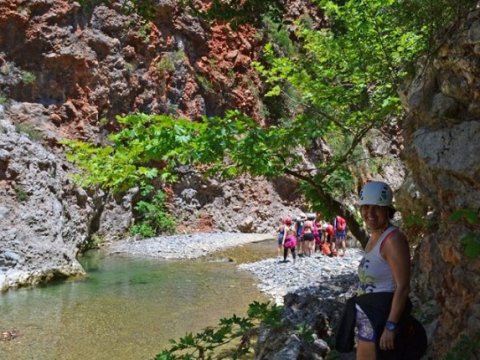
{"left": 0, "top": 239, "right": 276, "bottom": 360}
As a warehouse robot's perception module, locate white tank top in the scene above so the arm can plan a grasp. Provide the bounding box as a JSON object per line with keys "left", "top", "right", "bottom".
{"left": 357, "top": 226, "right": 397, "bottom": 295}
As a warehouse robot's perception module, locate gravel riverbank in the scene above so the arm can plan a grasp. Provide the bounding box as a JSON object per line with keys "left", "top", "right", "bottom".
{"left": 104, "top": 232, "right": 362, "bottom": 304}
{"left": 105, "top": 232, "right": 273, "bottom": 259}
{"left": 239, "top": 249, "right": 362, "bottom": 304}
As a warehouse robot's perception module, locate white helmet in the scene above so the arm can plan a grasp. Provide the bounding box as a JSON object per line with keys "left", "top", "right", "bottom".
{"left": 306, "top": 213, "right": 316, "bottom": 220}
{"left": 358, "top": 181, "right": 393, "bottom": 207}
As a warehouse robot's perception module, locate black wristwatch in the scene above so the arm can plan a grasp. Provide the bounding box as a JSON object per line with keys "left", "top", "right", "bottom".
{"left": 385, "top": 320, "right": 398, "bottom": 331}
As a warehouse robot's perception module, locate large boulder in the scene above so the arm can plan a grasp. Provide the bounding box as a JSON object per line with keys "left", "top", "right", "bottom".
{"left": 0, "top": 107, "right": 135, "bottom": 291}
{"left": 0, "top": 115, "right": 91, "bottom": 291}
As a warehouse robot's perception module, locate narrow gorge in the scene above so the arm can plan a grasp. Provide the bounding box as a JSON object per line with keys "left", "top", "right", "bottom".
{"left": 1, "top": 1, "right": 479, "bottom": 359}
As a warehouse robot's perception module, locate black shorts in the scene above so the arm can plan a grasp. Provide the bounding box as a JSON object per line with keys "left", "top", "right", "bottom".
{"left": 303, "top": 233, "right": 315, "bottom": 241}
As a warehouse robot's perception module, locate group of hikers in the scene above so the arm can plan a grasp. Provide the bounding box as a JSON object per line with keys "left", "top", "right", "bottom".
{"left": 276, "top": 212, "right": 348, "bottom": 263}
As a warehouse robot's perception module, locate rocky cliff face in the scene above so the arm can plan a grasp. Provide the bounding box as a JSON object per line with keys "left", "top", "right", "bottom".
{"left": 0, "top": 114, "right": 145, "bottom": 290}
{"left": 0, "top": 0, "right": 264, "bottom": 135}
{"left": 400, "top": 6, "right": 480, "bottom": 357}
{"left": 0, "top": 118, "right": 89, "bottom": 290}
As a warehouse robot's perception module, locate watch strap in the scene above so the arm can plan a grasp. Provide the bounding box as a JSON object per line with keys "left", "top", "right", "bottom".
{"left": 385, "top": 320, "right": 398, "bottom": 331}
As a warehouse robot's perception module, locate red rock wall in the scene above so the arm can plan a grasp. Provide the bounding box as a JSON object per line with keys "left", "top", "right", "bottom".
{"left": 0, "top": 0, "right": 266, "bottom": 139}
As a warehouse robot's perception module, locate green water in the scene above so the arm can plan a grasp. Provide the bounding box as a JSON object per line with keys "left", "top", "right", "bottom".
{"left": 0, "top": 240, "right": 276, "bottom": 360}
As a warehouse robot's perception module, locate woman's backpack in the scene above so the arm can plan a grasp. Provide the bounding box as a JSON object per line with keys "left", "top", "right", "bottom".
{"left": 336, "top": 216, "right": 347, "bottom": 231}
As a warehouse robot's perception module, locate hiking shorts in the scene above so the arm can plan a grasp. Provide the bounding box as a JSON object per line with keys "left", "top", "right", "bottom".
{"left": 355, "top": 305, "right": 376, "bottom": 342}
{"left": 303, "top": 233, "right": 315, "bottom": 241}
{"left": 335, "top": 230, "right": 346, "bottom": 240}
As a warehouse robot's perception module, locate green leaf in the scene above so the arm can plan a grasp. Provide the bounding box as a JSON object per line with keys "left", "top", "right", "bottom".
{"left": 450, "top": 209, "right": 479, "bottom": 225}
{"left": 461, "top": 233, "right": 480, "bottom": 258}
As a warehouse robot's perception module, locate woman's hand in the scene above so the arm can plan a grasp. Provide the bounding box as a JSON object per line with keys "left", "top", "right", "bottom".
{"left": 379, "top": 328, "right": 396, "bottom": 350}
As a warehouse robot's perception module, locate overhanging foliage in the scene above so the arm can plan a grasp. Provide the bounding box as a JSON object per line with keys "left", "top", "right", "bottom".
{"left": 65, "top": 0, "right": 478, "bottom": 245}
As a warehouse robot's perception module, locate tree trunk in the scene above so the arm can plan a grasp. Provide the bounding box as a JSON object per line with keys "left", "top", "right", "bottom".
{"left": 315, "top": 186, "right": 369, "bottom": 248}
{"left": 284, "top": 170, "right": 369, "bottom": 247}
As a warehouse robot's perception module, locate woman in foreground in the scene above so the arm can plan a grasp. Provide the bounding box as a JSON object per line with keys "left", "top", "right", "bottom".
{"left": 336, "top": 181, "right": 426, "bottom": 359}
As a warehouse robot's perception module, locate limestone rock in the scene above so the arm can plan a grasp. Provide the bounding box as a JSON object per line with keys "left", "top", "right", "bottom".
{"left": 401, "top": 6, "right": 480, "bottom": 357}
{"left": 0, "top": 117, "right": 90, "bottom": 291}
{"left": 0, "top": 114, "right": 136, "bottom": 290}
{"left": 172, "top": 170, "right": 305, "bottom": 234}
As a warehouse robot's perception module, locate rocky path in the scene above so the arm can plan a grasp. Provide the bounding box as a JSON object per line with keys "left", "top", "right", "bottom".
{"left": 105, "top": 232, "right": 362, "bottom": 304}
{"left": 239, "top": 249, "right": 362, "bottom": 304}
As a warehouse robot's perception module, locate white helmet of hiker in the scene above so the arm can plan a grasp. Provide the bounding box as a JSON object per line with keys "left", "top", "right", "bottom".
{"left": 306, "top": 213, "right": 316, "bottom": 220}
{"left": 358, "top": 181, "right": 393, "bottom": 207}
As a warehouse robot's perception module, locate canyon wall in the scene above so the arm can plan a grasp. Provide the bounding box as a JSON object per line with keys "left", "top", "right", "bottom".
{"left": 399, "top": 6, "right": 480, "bottom": 357}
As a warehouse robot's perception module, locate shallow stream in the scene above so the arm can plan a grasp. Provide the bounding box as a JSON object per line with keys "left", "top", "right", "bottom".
{"left": 0, "top": 239, "right": 276, "bottom": 360}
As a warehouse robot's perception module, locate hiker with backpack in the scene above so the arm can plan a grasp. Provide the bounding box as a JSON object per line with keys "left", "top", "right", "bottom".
{"left": 313, "top": 216, "right": 322, "bottom": 253}
{"left": 281, "top": 217, "right": 297, "bottom": 264}
{"left": 303, "top": 213, "right": 316, "bottom": 256}
{"left": 335, "top": 181, "right": 427, "bottom": 359}
{"left": 334, "top": 212, "right": 348, "bottom": 256}
{"left": 322, "top": 222, "right": 335, "bottom": 256}
{"left": 276, "top": 217, "right": 288, "bottom": 258}
{"left": 294, "top": 213, "right": 307, "bottom": 256}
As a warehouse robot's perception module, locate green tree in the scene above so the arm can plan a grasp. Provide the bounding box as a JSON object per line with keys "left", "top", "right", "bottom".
{"left": 130, "top": 188, "right": 176, "bottom": 238}
{"left": 65, "top": 0, "right": 477, "bottom": 246}
{"left": 248, "top": 0, "right": 426, "bottom": 244}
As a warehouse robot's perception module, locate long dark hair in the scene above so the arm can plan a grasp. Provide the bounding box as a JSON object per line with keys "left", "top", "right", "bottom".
{"left": 388, "top": 207, "right": 396, "bottom": 219}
